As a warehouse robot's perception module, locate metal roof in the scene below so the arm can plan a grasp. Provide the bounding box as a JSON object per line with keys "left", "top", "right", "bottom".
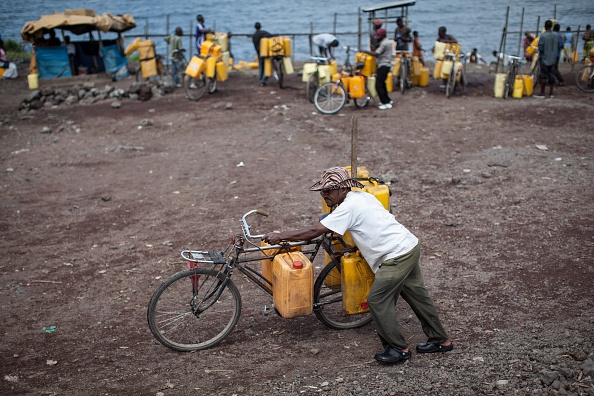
{"left": 361, "top": 1, "right": 416, "bottom": 13}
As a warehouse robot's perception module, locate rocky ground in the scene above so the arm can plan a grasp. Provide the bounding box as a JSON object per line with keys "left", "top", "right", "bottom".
{"left": 0, "top": 61, "right": 593, "bottom": 395}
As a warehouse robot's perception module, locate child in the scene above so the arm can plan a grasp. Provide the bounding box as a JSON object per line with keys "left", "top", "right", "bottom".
{"left": 412, "top": 31, "right": 425, "bottom": 66}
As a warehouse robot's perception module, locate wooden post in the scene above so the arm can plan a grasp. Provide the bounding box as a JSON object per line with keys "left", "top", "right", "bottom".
{"left": 309, "top": 22, "right": 313, "bottom": 56}
{"left": 333, "top": 13, "right": 337, "bottom": 36}
{"left": 166, "top": 15, "right": 170, "bottom": 68}
{"left": 144, "top": 17, "right": 149, "bottom": 39}
{"left": 351, "top": 116, "right": 358, "bottom": 179}
{"left": 190, "top": 20, "right": 194, "bottom": 58}
{"left": 517, "top": 7, "right": 525, "bottom": 57}
{"left": 536, "top": 16, "right": 540, "bottom": 37}
{"left": 357, "top": 7, "right": 362, "bottom": 51}
{"left": 495, "top": 6, "right": 509, "bottom": 74}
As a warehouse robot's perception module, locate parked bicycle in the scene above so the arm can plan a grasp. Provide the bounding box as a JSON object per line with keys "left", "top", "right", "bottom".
{"left": 271, "top": 55, "right": 286, "bottom": 89}
{"left": 313, "top": 46, "right": 372, "bottom": 115}
{"left": 183, "top": 55, "right": 219, "bottom": 101}
{"left": 503, "top": 55, "right": 524, "bottom": 99}
{"left": 305, "top": 56, "right": 332, "bottom": 103}
{"left": 147, "top": 209, "right": 372, "bottom": 351}
{"left": 394, "top": 50, "right": 413, "bottom": 94}
{"left": 441, "top": 50, "right": 468, "bottom": 98}
{"left": 576, "top": 59, "right": 594, "bottom": 93}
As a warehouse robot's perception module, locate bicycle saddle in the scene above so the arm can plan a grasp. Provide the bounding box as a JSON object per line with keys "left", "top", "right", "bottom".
{"left": 355, "top": 62, "right": 365, "bottom": 70}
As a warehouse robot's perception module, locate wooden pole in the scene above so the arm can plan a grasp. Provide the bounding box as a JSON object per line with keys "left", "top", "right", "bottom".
{"left": 309, "top": 22, "right": 313, "bottom": 56}
{"left": 333, "top": 13, "right": 337, "bottom": 36}
{"left": 351, "top": 116, "right": 358, "bottom": 179}
{"left": 357, "top": 7, "right": 362, "bottom": 51}
{"left": 518, "top": 7, "right": 525, "bottom": 57}
{"left": 495, "top": 6, "right": 509, "bottom": 74}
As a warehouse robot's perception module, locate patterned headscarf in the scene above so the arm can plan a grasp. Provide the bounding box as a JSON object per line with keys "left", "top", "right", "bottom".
{"left": 309, "top": 167, "right": 364, "bottom": 191}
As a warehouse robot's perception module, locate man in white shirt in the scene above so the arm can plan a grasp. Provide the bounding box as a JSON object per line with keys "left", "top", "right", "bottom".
{"left": 263, "top": 167, "right": 453, "bottom": 365}
{"left": 312, "top": 33, "right": 339, "bottom": 60}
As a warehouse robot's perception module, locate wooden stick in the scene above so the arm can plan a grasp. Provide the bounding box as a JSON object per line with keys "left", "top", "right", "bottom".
{"left": 31, "top": 280, "right": 62, "bottom": 284}
{"left": 351, "top": 116, "right": 358, "bottom": 178}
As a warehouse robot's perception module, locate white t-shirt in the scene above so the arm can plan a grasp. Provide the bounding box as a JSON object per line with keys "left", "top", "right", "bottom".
{"left": 312, "top": 34, "right": 336, "bottom": 48}
{"left": 321, "top": 191, "right": 418, "bottom": 272}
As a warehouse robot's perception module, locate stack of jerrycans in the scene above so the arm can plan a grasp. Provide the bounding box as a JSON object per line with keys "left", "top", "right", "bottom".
{"left": 261, "top": 242, "right": 313, "bottom": 319}
{"left": 320, "top": 166, "right": 390, "bottom": 314}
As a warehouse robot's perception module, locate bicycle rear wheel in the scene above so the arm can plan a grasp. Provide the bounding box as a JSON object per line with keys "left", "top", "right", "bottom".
{"left": 184, "top": 72, "right": 209, "bottom": 101}
{"left": 503, "top": 70, "right": 514, "bottom": 99}
{"left": 399, "top": 63, "right": 407, "bottom": 94}
{"left": 314, "top": 260, "right": 373, "bottom": 329}
{"left": 147, "top": 268, "right": 241, "bottom": 351}
{"left": 313, "top": 82, "right": 347, "bottom": 115}
{"left": 307, "top": 72, "right": 319, "bottom": 103}
{"left": 353, "top": 85, "right": 371, "bottom": 108}
{"left": 273, "top": 57, "right": 285, "bottom": 89}
{"left": 576, "top": 65, "right": 594, "bottom": 93}
{"left": 208, "top": 71, "right": 218, "bottom": 94}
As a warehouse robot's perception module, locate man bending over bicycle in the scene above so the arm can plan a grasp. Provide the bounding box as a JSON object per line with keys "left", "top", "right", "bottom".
{"left": 263, "top": 167, "right": 454, "bottom": 365}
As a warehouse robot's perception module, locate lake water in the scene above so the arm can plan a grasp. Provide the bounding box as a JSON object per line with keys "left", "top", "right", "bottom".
{"left": 2, "top": 0, "right": 593, "bottom": 64}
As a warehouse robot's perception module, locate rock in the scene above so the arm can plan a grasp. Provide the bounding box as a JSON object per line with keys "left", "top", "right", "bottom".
{"left": 128, "top": 82, "right": 141, "bottom": 94}
{"left": 80, "top": 97, "right": 97, "bottom": 105}
{"left": 580, "top": 359, "right": 594, "bottom": 377}
{"left": 496, "top": 379, "right": 509, "bottom": 388}
{"left": 78, "top": 89, "right": 87, "bottom": 99}
{"left": 27, "top": 90, "right": 41, "bottom": 102}
{"left": 65, "top": 95, "right": 78, "bottom": 105}
{"left": 140, "top": 119, "right": 153, "bottom": 126}
{"left": 111, "top": 101, "right": 122, "bottom": 109}
{"left": 41, "top": 127, "right": 52, "bottom": 134}
{"left": 40, "top": 87, "right": 54, "bottom": 97}
{"left": 138, "top": 84, "right": 152, "bottom": 101}
{"left": 539, "top": 369, "right": 558, "bottom": 386}
{"left": 103, "top": 85, "right": 115, "bottom": 94}
{"left": 151, "top": 86, "right": 164, "bottom": 97}
{"left": 129, "top": 93, "right": 139, "bottom": 101}
{"left": 29, "top": 99, "right": 43, "bottom": 110}
{"left": 481, "top": 172, "right": 492, "bottom": 178}
{"left": 225, "top": 102, "right": 233, "bottom": 109}
{"left": 89, "top": 88, "right": 99, "bottom": 97}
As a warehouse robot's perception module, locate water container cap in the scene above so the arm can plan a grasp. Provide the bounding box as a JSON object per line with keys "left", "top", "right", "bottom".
{"left": 293, "top": 261, "right": 303, "bottom": 269}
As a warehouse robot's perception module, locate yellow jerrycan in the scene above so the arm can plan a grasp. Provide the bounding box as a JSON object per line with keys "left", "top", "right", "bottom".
{"left": 513, "top": 76, "right": 524, "bottom": 98}
{"left": 433, "top": 60, "right": 443, "bottom": 79}
{"left": 261, "top": 242, "right": 301, "bottom": 292}
{"left": 272, "top": 252, "right": 313, "bottom": 318}
{"left": 341, "top": 251, "right": 375, "bottom": 314}
{"left": 494, "top": 73, "right": 506, "bottom": 98}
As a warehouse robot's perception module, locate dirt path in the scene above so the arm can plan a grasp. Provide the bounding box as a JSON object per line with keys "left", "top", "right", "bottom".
{"left": 1, "top": 62, "right": 593, "bottom": 395}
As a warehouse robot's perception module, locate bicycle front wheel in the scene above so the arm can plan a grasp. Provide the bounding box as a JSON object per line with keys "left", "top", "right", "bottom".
{"left": 147, "top": 268, "right": 242, "bottom": 351}
{"left": 274, "top": 58, "right": 285, "bottom": 89}
{"left": 306, "top": 72, "right": 319, "bottom": 103}
{"left": 314, "top": 82, "right": 347, "bottom": 115}
{"left": 446, "top": 68, "right": 456, "bottom": 98}
{"left": 400, "top": 64, "right": 407, "bottom": 94}
{"left": 313, "top": 261, "right": 373, "bottom": 330}
{"left": 576, "top": 65, "right": 594, "bottom": 93}
{"left": 184, "top": 72, "right": 209, "bottom": 101}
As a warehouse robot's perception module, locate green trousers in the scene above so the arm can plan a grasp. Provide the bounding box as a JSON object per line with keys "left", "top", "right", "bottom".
{"left": 367, "top": 244, "right": 449, "bottom": 350}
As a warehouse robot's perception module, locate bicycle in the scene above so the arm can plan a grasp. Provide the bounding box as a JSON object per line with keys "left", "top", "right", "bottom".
{"left": 183, "top": 54, "right": 218, "bottom": 101}
{"left": 313, "top": 46, "right": 371, "bottom": 115}
{"left": 503, "top": 55, "right": 524, "bottom": 99}
{"left": 576, "top": 59, "right": 594, "bottom": 93}
{"left": 147, "top": 209, "right": 373, "bottom": 351}
{"left": 442, "top": 50, "right": 468, "bottom": 98}
{"left": 305, "top": 56, "right": 332, "bottom": 103}
{"left": 394, "top": 50, "right": 413, "bottom": 94}
{"left": 530, "top": 53, "right": 541, "bottom": 91}
{"left": 271, "top": 55, "right": 285, "bottom": 89}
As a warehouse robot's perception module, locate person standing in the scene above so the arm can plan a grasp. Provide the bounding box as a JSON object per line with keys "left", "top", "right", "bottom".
{"left": 252, "top": 22, "right": 271, "bottom": 86}
{"left": 165, "top": 27, "right": 185, "bottom": 87}
{"left": 312, "top": 33, "right": 339, "bottom": 60}
{"left": 355, "top": 28, "right": 394, "bottom": 110}
{"left": 582, "top": 24, "right": 593, "bottom": 60}
{"left": 195, "top": 15, "right": 213, "bottom": 54}
{"left": 523, "top": 32, "right": 535, "bottom": 62}
{"left": 370, "top": 18, "right": 383, "bottom": 51}
{"left": 437, "top": 26, "right": 457, "bottom": 43}
{"left": 64, "top": 36, "right": 77, "bottom": 75}
{"left": 412, "top": 31, "right": 425, "bottom": 66}
{"left": 263, "top": 167, "right": 454, "bottom": 365}
{"left": 552, "top": 24, "right": 565, "bottom": 85}
{"left": 394, "top": 17, "right": 412, "bottom": 52}
{"left": 562, "top": 27, "right": 574, "bottom": 62}
{"left": 535, "top": 20, "right": 560, "bottom": 98}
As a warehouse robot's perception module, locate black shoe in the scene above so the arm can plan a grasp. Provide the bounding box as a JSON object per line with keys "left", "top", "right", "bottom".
{"left": 374, "top": 347, "right": 411, "bottom": 364}
{"left": 416, "top": 341, "right": 454, "bottom": 354}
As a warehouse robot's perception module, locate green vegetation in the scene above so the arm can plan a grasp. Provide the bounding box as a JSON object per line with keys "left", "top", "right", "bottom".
{"left": 4, "top": 39, "right": 32, "bottom": 60}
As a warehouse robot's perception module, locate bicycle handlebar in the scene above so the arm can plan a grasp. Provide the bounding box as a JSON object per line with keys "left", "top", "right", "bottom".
{"left": 241, "top": 209, "right": 269, "bottom": 239}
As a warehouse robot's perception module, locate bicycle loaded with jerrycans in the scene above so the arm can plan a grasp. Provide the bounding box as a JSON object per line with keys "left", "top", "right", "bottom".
{"left": 312, "top": 46, "right": 385, "bottom": 115}
{"left": 147, "top": 166, "right": 391, "bottom": 351}
{"left": 183, "top": 38, "right": 229, "bottom": 101}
